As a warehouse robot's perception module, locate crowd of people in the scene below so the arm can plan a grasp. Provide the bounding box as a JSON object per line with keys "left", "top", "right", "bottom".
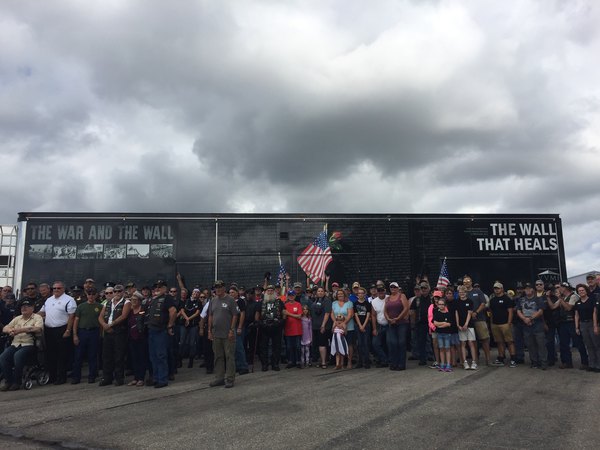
{"left": 1, "top": 271, "right": 600, "bottom": 392}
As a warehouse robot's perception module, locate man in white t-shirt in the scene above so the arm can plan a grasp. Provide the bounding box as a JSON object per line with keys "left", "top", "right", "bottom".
{"left": 39, "top": 281, "right": 77, "bottom": 385}
{"left": 370, "top": 286, "right": 389, "bottom": 367}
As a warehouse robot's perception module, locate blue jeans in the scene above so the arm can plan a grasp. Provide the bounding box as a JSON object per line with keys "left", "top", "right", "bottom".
{"left": 148, "top": 329, "right": 169, "bottom": 385}
{"left": 415, "top": 322, "right": 429, "bottom": 363}
{"left": 545, "top": 324, "right": 557, "bottom": 365}
{"left": 285, "top": 335, "right": 301, "bottom": 365}
{"left": 0, "top": 345, "right": 36, "bottom": 385}
{"left": 387, "top": 323, "right": 408, "bottom": 369}
{"left": 558, "top": 321, "right": 588, "bottom": 366}
{"left": 179, "top": 325, "right": 198, "bottom": 360}
{"left": 372, "top": 324, "right": 388, "bottom": 364}
{"left": 356, "top": 324, "right": 371, "bottom": 366}
{"left": 129, "top": 338, "right": 148, "bottom": 382}
{"left": 235, "top": 328, "right": 248, "bottom": 371}
{"left": 512, "top": 321, "right": 525, "bottom": 361}
{"left": 72, "top": 328, "right": 100, "bottom": 381}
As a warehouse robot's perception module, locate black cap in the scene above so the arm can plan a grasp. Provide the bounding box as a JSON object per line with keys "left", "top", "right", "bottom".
{"left": 125, "top": 282, "right": 136, "bottom": 288}
{"left": 153, "top": 280, "right": 167, "bottom": 288}
{"left": 254, "top": 285, "right": 263, "bottom": 291}
{"left": 104, "top": 282, "right": 116, "bottom": 288}
{"left": 523, "top": 282, "right": 533, "bottom": 288}
{"left": 560, "top": 282, "right": 573, "bottom": 290}
{"left": 586, "top": 273, "right": 596, "bottom": 280}
{"left": 86, "top": 288, "right": 98, "bottom": 295}
{"left": 20, "top": 299, "right": 34, "bottom": 307}
{"left": 70, "top": 285, "right": 84, "bottom": 292}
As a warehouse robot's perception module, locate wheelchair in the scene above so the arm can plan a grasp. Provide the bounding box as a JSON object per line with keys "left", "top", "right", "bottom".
{"left": 0, "top": 333, "right": 50, "bottom": 390}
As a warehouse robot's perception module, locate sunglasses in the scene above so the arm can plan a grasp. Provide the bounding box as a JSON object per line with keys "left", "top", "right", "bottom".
{"left": 105, "top": 290, "right": 114, "bottom": 294}
{"left": 114, "top": 289, "right": 123, "bottom": 292}
{"left": 52, "top": 287, "right": 63, "bottom": 290}
{"left": 169, "top": 290, "right": 177, "bottom": 293}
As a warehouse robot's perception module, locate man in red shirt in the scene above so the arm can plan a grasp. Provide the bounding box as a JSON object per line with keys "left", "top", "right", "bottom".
{"left": 283, "top": 290, "right": 303, "bottom": 369}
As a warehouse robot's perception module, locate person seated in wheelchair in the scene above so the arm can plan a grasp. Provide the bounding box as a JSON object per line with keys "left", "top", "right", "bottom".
{"left": 0, "top": 300, "right": 44, "bottom": 391}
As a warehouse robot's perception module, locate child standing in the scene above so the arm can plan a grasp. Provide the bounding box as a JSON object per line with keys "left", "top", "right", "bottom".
{"left": 432, "top": 294, "right": 453, "bottom": 372}
{"left": 330, "top": 314, "right": 348, "bottom": 370}
{"left": 301, "top": 305, "right": 312, "bottom": 367}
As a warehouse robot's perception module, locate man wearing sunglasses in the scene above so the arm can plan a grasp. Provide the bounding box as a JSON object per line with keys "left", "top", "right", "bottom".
{"left": 17, "top": 282, "right": 43, "bottom": 313}
{"left": 39, "top": 281, "right": 77, "bottom": 385}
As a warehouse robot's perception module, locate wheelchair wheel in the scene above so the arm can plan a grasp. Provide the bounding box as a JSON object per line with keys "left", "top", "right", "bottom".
{"left": 24, "top": 380, "right": 33, "bottom": 390}
{"left": 37, "top": 371, "right": 50, "bottom": 386}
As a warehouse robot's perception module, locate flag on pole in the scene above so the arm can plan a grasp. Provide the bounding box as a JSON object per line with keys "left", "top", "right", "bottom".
{"left": 436, "top": 258, "right": 450, "bottom": 289}
{"left": 277, "top": 252, "right": 286, "bottom": 296}
{"left": 297, "top": 230, "right": 333, "bottom": 283}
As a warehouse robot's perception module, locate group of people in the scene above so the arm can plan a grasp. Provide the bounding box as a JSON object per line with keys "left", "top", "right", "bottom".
{"left": 1, "top": 271, "right": 599, "bottom": 392}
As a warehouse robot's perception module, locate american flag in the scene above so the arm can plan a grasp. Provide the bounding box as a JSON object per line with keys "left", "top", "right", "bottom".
{"left": 277, "top": 262, "right": 287, "bottom": 295}
{"left": 297, "top": 230, "right": 333, "bottom": 283}
{"left": 436, "top": 258, "right": 450, "bottom": 289}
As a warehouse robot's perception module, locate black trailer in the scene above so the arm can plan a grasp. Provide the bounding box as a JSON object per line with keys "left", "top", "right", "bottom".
{"left": 15, "top": 212, "right": 566, "bottom": 292}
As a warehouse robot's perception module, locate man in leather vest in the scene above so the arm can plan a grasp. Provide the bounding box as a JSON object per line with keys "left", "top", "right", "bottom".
{"left": 98, "top": 284, "right": 131, "bottom": 386}
{"left": 256, "top": 285, "right": 284, "bottom": 372}
{"left": 144, "top": 280, "right": 177, "bottom": 388}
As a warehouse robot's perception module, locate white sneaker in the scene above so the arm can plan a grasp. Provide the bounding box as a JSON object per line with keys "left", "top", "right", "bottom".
{"left": 470, "top": 362, "right": 478, "bottom": 370}
{"left": 463, "top": 361, "right": 470, "bottom": 370}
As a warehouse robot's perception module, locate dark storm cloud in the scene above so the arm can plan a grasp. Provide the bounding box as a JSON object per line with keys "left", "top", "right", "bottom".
{"left": 1, "top": 0, "right": 599, "bottom": 273}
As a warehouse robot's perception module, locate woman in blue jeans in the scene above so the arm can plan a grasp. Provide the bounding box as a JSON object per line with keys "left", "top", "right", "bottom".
{"left": 383, "top": 282, "right": 410, "bottom": 371}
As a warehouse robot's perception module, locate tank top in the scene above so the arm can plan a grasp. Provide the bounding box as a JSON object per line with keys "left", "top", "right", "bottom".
{"left": 385, "top": 296, "right": 407, "bottom": 324}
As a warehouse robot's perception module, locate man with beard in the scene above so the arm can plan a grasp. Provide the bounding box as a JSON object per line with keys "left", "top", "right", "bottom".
{"left": 256, "top": 285, "right": 284, "bottom": 371}
{"left": 517, "top": 283, "right": 548, "bottom": 369}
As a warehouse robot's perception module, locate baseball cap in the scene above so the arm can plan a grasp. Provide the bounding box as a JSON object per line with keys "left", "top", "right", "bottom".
{"left": 213, "top": 280, "right": 225, "bottom": 288}
{"left": 293, "top": 282, "right": 303, "bottom": 288}
{"left": 493, "top": 282, "right": 503, "bottom": 289}
{"left": 389, "top": 282, "right": 399, "bottom": 288}
{"left": 586, "top": 273, "right": 595, "bottom": 280}
{"left": 265, "top": 284, "right": 275, "bottom": 290}
{"left": 331, "top": 282, "right": 340, "bottom": 287}
{"left": 287, "top": 290, "right": 296, "bottom": 296}
{"left": 523, "top": 282, "right": 533, "bottom": 288}
{"left": 433, "top": 290, "right": 444, "bottom": 298}
{"left": 20, "top": 299, "right": 34, "bottom": 307}
{"left": 85, "top": 278, "right": 95, "bottom": 283}
{"left": 153, "top": 280, "right": 167, "bottom": 288}
{"left": 125, "top": 282, "right": 136, "bottom": 288}
{"left": 352, "top": 282, "right": 360, "bottom": 288}
{"left": 560, "top": 281, "right": 573, "bottom": 290}
{"left": 419, "top": 281, "right": 430, "bottom": 288}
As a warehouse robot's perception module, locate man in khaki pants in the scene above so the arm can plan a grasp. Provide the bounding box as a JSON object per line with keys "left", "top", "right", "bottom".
{"left": 208, "top": 280, "right": 238, "bottom": 388}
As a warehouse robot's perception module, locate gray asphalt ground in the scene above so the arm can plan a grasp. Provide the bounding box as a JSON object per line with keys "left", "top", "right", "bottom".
{"left": 0, "top": 353, "right": 599, "bottom": 450}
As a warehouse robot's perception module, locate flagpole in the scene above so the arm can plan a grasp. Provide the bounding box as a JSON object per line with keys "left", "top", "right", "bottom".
{"left": 278, "top": 252, "right": 284, "bottom": 296}
{"left": 323, "top": 223, "right": 328, "bottom": 287}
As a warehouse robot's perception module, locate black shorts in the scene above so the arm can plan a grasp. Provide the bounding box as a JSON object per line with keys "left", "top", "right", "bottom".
{"left": 316, "top": 329, "right": 331, "bottom": 347}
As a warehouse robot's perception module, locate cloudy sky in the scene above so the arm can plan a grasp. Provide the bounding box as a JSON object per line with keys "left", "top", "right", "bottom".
{"left": 1, "top": 0, "right": 599, "bottom": 276}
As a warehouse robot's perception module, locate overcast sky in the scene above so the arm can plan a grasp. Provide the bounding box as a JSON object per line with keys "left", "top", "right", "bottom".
{"left": 1, "top": 0, "right": 598, "bottom": 276}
